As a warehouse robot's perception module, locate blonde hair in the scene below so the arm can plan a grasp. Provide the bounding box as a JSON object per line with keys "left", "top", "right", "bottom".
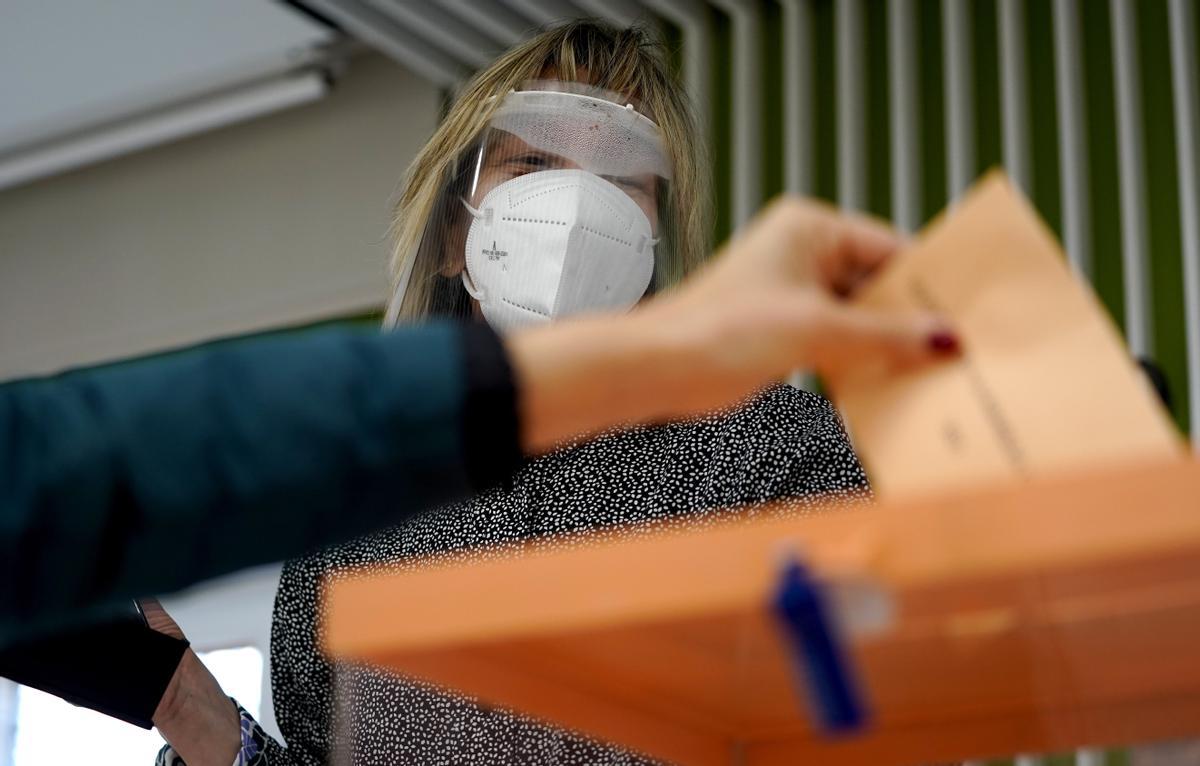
{"left": 385, "top": 19, "right": 711, "bottom": 324}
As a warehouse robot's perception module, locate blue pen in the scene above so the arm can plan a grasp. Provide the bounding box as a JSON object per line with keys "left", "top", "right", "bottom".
{"left": 772, "top": 556, "right": 868, "bottom": 735}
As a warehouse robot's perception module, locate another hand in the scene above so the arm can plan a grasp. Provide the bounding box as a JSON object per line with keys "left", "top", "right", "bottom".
{"left": 143, "top": 599, "right": 241, "bottom": 766}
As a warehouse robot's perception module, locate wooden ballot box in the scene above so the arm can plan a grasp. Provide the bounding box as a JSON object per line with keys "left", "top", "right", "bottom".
{"left": 322, "top": 456, "right": 1200, "bottom": 766}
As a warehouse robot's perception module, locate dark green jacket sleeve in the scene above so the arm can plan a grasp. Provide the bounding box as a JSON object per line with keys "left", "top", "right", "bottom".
{"left": 0, "top": 323, "right": 476, "bottom": 641}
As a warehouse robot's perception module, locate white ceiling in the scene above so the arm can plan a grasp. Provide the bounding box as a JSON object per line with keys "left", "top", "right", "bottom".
{"left": 0, "top": 0, "right": 334, "bottom": 155}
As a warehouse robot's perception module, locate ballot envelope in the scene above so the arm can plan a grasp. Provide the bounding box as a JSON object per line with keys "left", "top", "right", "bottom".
{"left": 829, "top": 170, "right": 1181, "bottom": 496}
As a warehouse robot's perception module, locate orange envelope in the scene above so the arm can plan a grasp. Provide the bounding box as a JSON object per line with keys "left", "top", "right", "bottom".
{"left": 828, "top": 171, "right": 1182, "bottom": 497}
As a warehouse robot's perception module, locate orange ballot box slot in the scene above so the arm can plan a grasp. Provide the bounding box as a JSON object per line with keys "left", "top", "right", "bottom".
{"left": 828, "top": 171, "right": 1182, "bottom": 498}
{"left": 321, "top": 173, "right": 1197, "bottom": 765}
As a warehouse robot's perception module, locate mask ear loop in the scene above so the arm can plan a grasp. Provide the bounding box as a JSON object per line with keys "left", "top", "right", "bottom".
{"left": 462, "top": 199, "right": 487, "bottom": 220}
{"left": 461, "top": 265, "right": 485, "bottom": 301}
{"left": 463, "top": 133, "right": 492, "bottom": 304}
{"left": 459, "top": 196, "right": 487, "bottom": 301}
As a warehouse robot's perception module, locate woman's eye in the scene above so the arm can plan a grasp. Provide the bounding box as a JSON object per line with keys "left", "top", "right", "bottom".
{"left": 512, "top": 153, "right": 549, "bottom": 169}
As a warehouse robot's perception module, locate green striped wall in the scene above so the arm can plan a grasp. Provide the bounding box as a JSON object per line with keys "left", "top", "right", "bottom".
{"left": 687, "top": 0, "right": 1194, "bottom": 434}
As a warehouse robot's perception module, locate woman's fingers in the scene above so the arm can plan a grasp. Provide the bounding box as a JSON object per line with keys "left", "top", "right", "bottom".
{"left": 620, "top": 195, "right": 957, "bottom": 421}
{"left": 802, "top": 301, "right": 960, "bottom": 379}
{"left": 838, "top": 211, "right": 906, "bottom": 274}
{"left": 754, "top": 197, "right": 905, "bottom": 297}
{"left": 750, "top": 198, "right": 953, "bottom": 376}
{"left": 823, "top": 213, "right": 906, "bottom": 298}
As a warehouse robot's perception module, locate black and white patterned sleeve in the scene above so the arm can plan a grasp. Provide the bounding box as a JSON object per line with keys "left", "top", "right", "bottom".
{"left": 154, "top": 700, "right": 291, "bottom": 766}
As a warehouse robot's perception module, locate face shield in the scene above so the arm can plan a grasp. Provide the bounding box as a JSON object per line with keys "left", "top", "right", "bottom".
{"left": 399, "top": 82, "right": 674, "bottom": 332}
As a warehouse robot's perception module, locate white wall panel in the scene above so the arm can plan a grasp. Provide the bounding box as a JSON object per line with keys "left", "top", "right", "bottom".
{"left": 0, "top": 54, "right": 439, "bottom": 380}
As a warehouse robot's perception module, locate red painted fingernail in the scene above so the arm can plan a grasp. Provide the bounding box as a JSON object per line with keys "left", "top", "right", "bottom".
{"left": 928, "top": 331, "right": 960, "bottom": 354}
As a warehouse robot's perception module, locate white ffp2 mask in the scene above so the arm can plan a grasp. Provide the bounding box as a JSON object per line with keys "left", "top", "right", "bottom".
{"left": 461, "top": 169, "right": 656, "bottom": 332}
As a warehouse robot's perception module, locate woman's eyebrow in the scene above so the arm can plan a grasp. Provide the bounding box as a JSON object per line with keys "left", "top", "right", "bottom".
{"left": 503, "top": 148, "right": 547, "bottom": 160}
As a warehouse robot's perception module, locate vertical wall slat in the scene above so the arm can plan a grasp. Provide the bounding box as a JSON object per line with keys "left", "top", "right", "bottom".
{"left": 781, "top": 0, "right": 816, "bottom": 391}
{"left": 889, "top": 0, "right": 921, "bottom": 231}
{"left": 1110, "top": 0, "right": 1153, "bottom": 356}
{"left": 943, "top": 0, "right": 974, "bottom": 200}
{"left": 641, "top": 0, "right": 711, "bottom": 131}
{"left": 1052, "top": 0, "right": 1092, "bottom": 277}
{"left": 780, "top": 0, "right": 815, "bottom": 196}
{"left": 836, "top": 0, "right": 866, "bottom": 210}
{"left": 1168, "top": 0, "right": 1200, "bottom": 442}
{"left": 712, "top": 0, "right": 763, "bottom": 228}
{"left": 998, "top": 0, "right": 1032, "bottom": 193}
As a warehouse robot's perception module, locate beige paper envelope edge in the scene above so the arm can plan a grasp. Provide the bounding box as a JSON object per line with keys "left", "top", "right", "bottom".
{"left": 828, "top": 170, "right": 1183, "bottom": 498}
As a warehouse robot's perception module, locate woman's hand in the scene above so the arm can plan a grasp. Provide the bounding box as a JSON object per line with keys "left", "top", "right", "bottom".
{"left": 649, "top": 196, "right": 957, "bottom": 397}
{"left": 143, "top": 599, "right": 241, "bottom": 766}
{"left": 508, "top": 196, "right": 958, "bottom": 453}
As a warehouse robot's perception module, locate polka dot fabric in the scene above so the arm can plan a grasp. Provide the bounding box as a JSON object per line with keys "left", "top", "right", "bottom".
{"left": 253, "top": 384, "right": 868, "bottom": 765}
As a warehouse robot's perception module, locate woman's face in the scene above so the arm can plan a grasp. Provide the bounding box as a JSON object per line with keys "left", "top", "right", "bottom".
{"left": 441, "top": 85, "right": 668, "bottom": 324}
{"left": 442, "top": 127, "right": 663, "bottom": 319}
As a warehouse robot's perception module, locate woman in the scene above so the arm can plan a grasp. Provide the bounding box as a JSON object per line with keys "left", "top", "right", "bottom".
{"left": 156, "top": 20, "right": 879, "bottom": 766}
